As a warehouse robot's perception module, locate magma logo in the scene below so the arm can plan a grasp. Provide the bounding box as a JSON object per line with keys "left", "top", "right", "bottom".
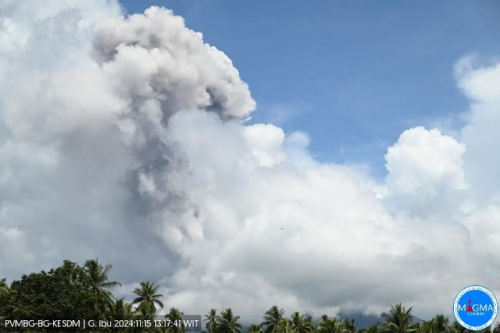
{"left": 454, "top": 285, "right": 498, "bottom": 331}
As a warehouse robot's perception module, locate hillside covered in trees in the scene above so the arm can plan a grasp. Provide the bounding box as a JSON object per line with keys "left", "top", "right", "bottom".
{"left": 0, "top": 260, "right": 498, "bottom": 333}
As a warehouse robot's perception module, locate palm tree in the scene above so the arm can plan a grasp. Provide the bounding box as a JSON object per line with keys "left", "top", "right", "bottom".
{"left": 132, "top": 305, "right": 163, "bottom": 333}
{"left": 263, "top": 306, "right": 285, "bottom": 333}
{"left": 217, "top": 308, "right": 242, "bottom": 333}
{"left": 0, "top": 279, "right": 9, "bottom": 295}
{"left": 109, "top": 298, "right": 133, "bottom": 320}
{"left": 166, "top": 307, "right": 185, "bottom": 333}
{"left": 108, "top": 298, "right": 134, "bottom": 332}
{"left": 433, "top": 315, "right": 448, "bottom": 333}
{"left": 317, "top": 315, "right": 329, "bottom": 332}
{"left": 248, "top": 324, "right": 263, "bottom": 333}
{"left": 317, "top": 317, "right": 342, "bottom": 333}
{"left": 341, "top": 318, "right": 356, "bottom": 333}
{"left": 135, "top": 303, "right": 156, "bottom": 320}
{"left": 206, "top": 309, "right": 218, "bottom": 333}
{"left": 83, "top": 258, "right": 121, "bottom": 316}
{"left": 132, "top": 281, "right": 164, "bottom": 316}
{"left": 381, "top": 304, "right": 416, "bottom": 333}
{"left": 304, "top": 316, "right": 314, "bottom": 333}
{"left": 359, "top": 326, "right": 380, "bottom": 333}
{"left": 275, "top": 319, "right": 294, "bottom": 333}
{"left": 291, "top": 312, "right": 312, "bottom": 333}
{"left": 0, "top": 279, "right": 12, "bottom": 330}
{"left": 416, "top": 321, "right": 434, "bottom": 333}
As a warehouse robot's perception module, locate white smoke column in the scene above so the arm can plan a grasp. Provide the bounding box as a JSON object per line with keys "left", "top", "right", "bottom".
{"left": 0, "top": 2, "right": 257, "bottom": 280}
{"left": 92, "top": 7, "right": 255, "bottom": 120}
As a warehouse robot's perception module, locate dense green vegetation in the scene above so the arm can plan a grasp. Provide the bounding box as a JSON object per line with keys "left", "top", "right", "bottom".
{"left": 0, "top": 260, "right": 499, "bottom": 333}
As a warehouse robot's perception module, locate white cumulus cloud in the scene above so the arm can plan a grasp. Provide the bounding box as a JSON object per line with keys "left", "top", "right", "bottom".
{"left": 385, "top": 126, "right": 467, "bottom": 219}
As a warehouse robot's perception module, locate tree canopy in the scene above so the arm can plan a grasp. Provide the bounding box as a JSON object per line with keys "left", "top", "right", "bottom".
{"left": 1, "top": 260, "right": 497, "bottom": 333}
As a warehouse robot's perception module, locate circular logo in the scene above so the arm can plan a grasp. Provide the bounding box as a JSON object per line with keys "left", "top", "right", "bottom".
{"left": 454, "top": 285, "right": 498, "bottom": 331}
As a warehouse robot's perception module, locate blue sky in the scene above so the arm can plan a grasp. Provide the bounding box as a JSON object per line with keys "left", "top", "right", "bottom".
{"left": 121, "top": 0, "right": 500, "bottom": 178}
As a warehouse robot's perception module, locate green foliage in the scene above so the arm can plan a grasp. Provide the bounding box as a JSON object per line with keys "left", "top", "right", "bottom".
{"left": 84, "top": 258, "right": 122, "bottom": 318}
{"left": 166, "top": 307, "right": 186, "bottom": 333}
{"left": 275, "top": 319, "right": 294, "bottom": 333}
{"left": 109, "top": 298, "right": 134, "bottom": 321}
{"left": 359, "top": 325, "right": 380, "bottom": 333}
{"left": 381, "top": 304, "right": 416, "bottom": 333}
{"left": 4, "top": 261, "right": 95, "bottom": 323}
{"left": 132, "top": 281, "right": 164, "bottom": 318}
{"left": 206, "top": 309, "right": 219, "bottom": 333}
{"left": 290, "top": 312, "right": 313, "bottom": 333}
{"left": 0, "top": 260, "right": 489, "bottom": 333}
{"left": 248, "top": 324, "right": 264, "bottom": 333}
{"left": 317, "top": 316, "right": 347, "bottom": 333}
{"left": 0, "top": 279, "right": 12, "bottom": 327}
{"left": 263, "top": 306, "right": 285, "bottom": 333}
{"left": 0, "top": 278, "right": 9, "bottom": 295}
{"left": 433, "top": 315, "right": 449, "bottom": 333}
{"left": 217, "top": 308, "right": 242, "bottom": 333}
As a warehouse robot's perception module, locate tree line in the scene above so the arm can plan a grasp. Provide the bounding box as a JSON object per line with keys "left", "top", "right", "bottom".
{"left": 0, "top": 260, "right": 499, "bottom": 333}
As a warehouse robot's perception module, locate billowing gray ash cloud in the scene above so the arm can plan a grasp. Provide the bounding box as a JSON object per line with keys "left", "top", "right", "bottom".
{"left": 1, "top": 0, "right": 500, "bottom": 322}
{"left": 0, "top": 1, "right": 254, "bottom": 282}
